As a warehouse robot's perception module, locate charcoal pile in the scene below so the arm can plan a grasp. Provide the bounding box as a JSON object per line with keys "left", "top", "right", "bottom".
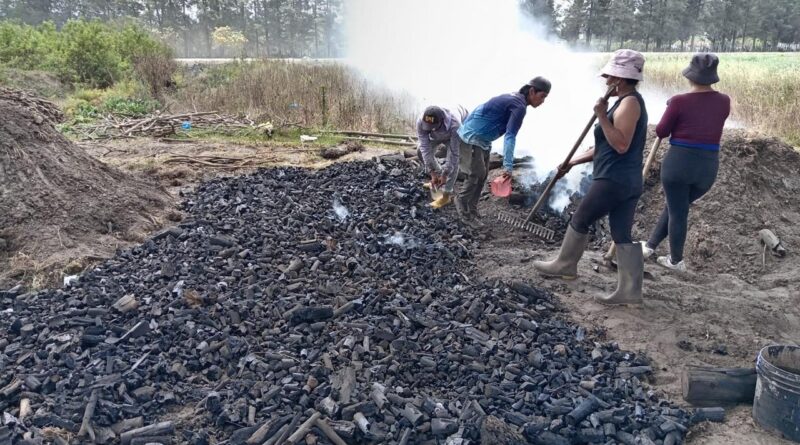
{"left": 1, "top": 159, "right": 704, "bottom": 444}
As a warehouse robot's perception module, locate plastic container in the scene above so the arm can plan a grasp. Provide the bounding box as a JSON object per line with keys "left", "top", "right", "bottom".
{"left": 490, "top": 176, "right": 512, "bottom": 198}
{"left": 753, "top": 345, "right": 800, "bottom": 442}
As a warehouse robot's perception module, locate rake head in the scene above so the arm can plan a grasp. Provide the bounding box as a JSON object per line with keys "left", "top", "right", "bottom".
{"left": 497, "top": 211, "right": 555, "bottom": 240}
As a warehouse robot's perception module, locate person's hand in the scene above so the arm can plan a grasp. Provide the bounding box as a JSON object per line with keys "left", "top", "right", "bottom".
{"left": 501, "top": 169, "right": 512, "bottom": 179}
{"left": 431, "top": 172, "right": 445, "bottom": 187}
{"left": 555, "top": 161, "right": 572, "bottom": 180}
{"left": 594, "top": 97, "right": 609, "bottom": 118}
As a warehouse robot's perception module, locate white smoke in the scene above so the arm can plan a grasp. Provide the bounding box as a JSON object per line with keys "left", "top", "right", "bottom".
{"left": 342, "top": 0, "right": 683, "bottom": 211}
{"left": 384, "top": 231, "right": 420, "bottom": 249}
{"left": 332, "top": 198, "right": 349, "bottom": 221}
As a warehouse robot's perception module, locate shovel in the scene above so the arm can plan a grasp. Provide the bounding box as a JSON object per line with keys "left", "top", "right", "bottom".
{"left": 497, "top": 86, "right": 616, "bottom": 240}
{"left": 603, "top": 137, "right": 664, "bottom": 263}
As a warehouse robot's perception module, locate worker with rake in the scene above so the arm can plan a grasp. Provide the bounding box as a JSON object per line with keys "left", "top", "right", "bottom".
{"left": 416, "top": 106, "right": 465, "bottom": 209}
{"left": 456, "top": 77, "right": 551, "bottom": 228}
{"left": 535, "top": 50, "right": 648, "bottom": 306}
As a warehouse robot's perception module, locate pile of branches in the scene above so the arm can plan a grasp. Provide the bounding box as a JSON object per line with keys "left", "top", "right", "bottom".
{"left": 73, "top": 111, "right": 274, "bottom": 141}
{"left": 0, "top": 87, "right": 63, "bottom": 124}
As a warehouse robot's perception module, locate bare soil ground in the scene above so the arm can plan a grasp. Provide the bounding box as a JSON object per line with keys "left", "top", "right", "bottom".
{"left": 0, "top": 90, "right": 174, "bottom": 289}
{"left": 469, "top": 129, "right": 800, "bottom": 445}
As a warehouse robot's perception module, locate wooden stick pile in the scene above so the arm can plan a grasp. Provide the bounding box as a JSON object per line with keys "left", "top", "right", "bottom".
{"left": 0, "top": 87, "right": 64, "bottom": 123}
{"left": 74, "top": 111, "right": 273, "bottom": 141}
{"left": 327, "top": 130, "right": 417, "bottom": 147}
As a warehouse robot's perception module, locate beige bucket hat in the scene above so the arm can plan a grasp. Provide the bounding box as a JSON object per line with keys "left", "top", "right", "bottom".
{"left": 599, "top": 49, "right": 645, "bottom": 81}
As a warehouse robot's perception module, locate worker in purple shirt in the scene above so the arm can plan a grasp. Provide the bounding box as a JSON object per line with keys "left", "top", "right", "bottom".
{"left": 456, "top": 77, "right": 551, "bottom": 227}
{"left": 416, "top": 106, "right": 466, "bottom": 209}
{"left": 641, "top": 53, "right": 730, "bottom": 272}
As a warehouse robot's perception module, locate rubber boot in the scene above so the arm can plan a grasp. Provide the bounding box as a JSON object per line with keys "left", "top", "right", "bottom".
{"left": 430, "top": 193, "right": 452, "bottom": 209}
{"left": 596, "top": 243, "right": 643, "bottom": 305}
{"left": 533, "top": 226, "right": 589, "bottom": 279}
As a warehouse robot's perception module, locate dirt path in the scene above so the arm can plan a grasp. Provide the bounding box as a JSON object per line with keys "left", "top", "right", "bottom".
{"left": 470, "top": 173, "right": 799, "bottom": 444}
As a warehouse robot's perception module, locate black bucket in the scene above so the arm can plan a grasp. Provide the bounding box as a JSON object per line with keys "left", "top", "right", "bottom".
{"left": 753, "top": 345, "right": 800, "bottom": 442}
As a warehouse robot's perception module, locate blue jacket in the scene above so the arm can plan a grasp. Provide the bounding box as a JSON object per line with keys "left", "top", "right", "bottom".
{"left": 457, "top": 92, "right": 528, "bottom": 171}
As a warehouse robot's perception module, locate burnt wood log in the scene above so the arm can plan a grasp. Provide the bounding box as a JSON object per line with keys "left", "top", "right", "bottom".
{"left": 120, "top": 422, "right": 174, "bottom": 445}
{"left": 691, "top": 407, "right": 726, "bottom": 424}
{"left": 77, "top": 389, "right": 100, "bottom": 440}
{"left": 286, "top": 411, "right": 321, "bottom": 445}
{"left": 682, "top": 367, "right": 756, "bottom": 405}
{"left": 314, "top": 417, "right": 348, "bottom": 445}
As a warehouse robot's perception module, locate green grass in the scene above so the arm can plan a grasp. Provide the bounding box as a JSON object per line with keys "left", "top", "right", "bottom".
{"left": 643, "top": 53, "right": 800, "bottom": 146}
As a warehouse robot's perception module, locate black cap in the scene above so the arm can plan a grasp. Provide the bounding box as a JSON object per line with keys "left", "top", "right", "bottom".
{"left": 528, "top": 76, "right": 552, "bottom": 94}
{"left": 421, "top": 106, "right": 445, "bottom": 131}
{"left": 682, "top": 53, "right": 720, "bottom": 85}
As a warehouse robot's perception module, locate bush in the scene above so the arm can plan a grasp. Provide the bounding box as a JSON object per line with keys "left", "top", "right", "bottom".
{"left": 0, "top": 21, "right": 55, "bottom": 70}
{"left": 57, "top": 20, "right": 123, "bottom": 87}
{"left": 0, "top": 19, "right": 174, "bottom": 89}
{"left": 64, "top": 82, "right": 159, "bottom": 123}
{"left": 133, "top": 52, "right": 177, "bottom": 101}
{"left": 102, "top": 95, "right": 159, "bottom": 116}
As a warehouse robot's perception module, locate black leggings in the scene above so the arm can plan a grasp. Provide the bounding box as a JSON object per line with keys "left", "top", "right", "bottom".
{"left": 647, "top": 146, "right": 719, "bottom": 262}
{"left": 571, "top": 179, "right": 641, "bottom": 244}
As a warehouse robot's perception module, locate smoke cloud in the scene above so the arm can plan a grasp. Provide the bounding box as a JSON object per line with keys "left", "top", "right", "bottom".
{"left": 342, "top": 0, "right": 693, "bottom": 210}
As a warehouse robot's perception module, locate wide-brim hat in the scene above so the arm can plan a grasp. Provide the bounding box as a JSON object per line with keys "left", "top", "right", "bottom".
{"left": 682, "top": 53, "right": 720, "bottom": 85}
{"left": 599, "top": 49, "right": 645, "bottom": 81}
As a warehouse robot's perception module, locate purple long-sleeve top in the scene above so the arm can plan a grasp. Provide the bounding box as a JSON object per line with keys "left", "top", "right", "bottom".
{"left": 416, "top": 108, "right": 462, "bottom": 176}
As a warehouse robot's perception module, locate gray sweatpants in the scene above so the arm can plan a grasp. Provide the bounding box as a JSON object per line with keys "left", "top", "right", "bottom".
{"left": 458, "top": 142, "right": 490, "bottom": 215}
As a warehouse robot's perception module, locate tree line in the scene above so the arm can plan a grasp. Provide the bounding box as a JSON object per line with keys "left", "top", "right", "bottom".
{"left": 1, "top": 0, "right": 799, "bottom": 56}
{"left": 536, "top": 0, "right": 800, "bottom": 52}
{"left": 0, "top": 0, "right": 344, "bottom": 58}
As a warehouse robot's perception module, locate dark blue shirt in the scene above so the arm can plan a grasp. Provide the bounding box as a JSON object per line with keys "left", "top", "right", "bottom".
{"left": 592, "top": 91, "right": 648, "bottom": 192}
{"left": 458, "top": 92, "right": 528, "bottom": 170}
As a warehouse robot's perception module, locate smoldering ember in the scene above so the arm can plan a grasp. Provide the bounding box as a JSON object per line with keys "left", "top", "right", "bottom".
{"left": 2, "top": 157, "right": 724, "bottom": 445}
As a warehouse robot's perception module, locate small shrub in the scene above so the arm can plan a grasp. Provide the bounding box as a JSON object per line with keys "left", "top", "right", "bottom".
{"left": 57, "top": 20, "right": 123, "bottom": 87}
{"left": 101, "top": 96, "right": 159, "bottom": 116}
{"left": 133, "top": 52, "right": 177, "bottom": 101}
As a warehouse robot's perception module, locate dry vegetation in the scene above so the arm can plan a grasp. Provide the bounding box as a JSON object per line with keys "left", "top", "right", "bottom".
{"left": 171, "top": 60, "right": 417, "bottom": 134}
{"left": 644, "top": 52, "right": 800, "bottom": 146}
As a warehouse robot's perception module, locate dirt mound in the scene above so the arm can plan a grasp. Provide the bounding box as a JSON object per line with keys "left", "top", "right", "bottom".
{"left": 634, "top": 129, "right": 800, "bottom": 282}
{"left": 0, "top": 88, "right": 174, "bottom": 288}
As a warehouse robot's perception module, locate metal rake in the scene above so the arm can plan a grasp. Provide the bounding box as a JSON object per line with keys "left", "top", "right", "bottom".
{"left": 497, "top": 211, "right": 555, "bottom": 240}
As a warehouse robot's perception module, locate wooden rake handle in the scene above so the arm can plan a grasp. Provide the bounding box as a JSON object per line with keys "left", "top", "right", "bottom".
{"left": 604, "top": 137, "right": 664, "bottom": 261}
{"left": 524, "top": 87, "right": 616, "bottom": 224}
